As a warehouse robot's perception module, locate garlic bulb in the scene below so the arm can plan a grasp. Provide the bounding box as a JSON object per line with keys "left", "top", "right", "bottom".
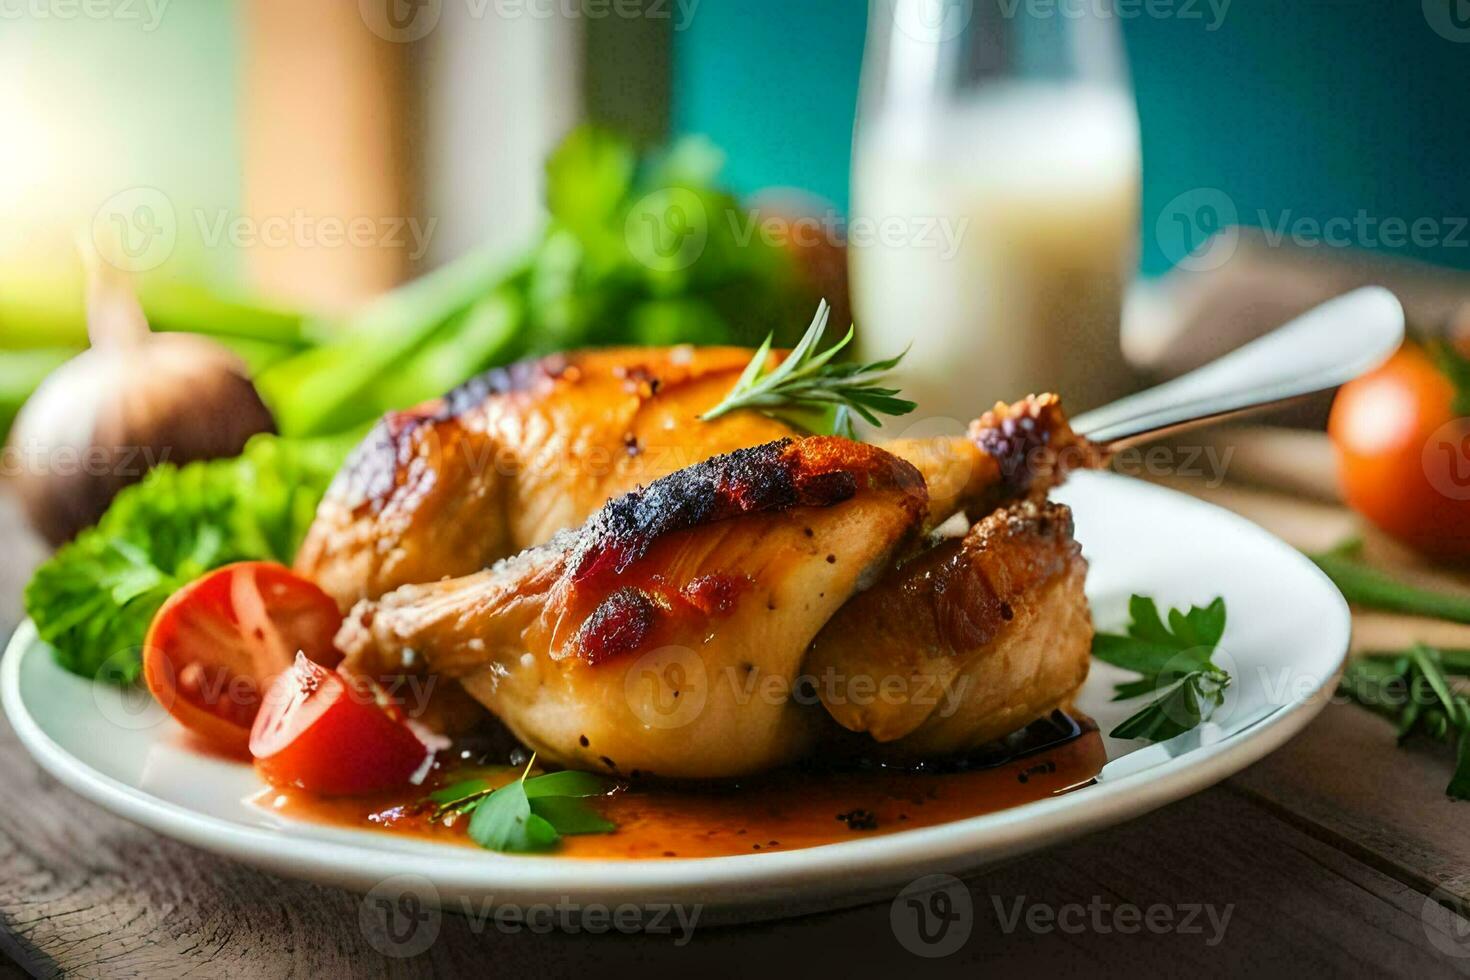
{"left": 6, "top": 247, "right": 275, "bottom": 545}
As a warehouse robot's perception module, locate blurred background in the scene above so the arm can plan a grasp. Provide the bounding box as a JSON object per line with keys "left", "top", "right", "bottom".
{"left": 7, "top": 1, "right": 1468, "bottom": 285}
{"left": 4, "top": 0, "right": 1470, "bottom": 536}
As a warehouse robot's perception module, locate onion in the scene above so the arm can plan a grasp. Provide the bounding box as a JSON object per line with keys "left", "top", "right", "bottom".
{"left": 5, "top": 244, "right": 275, "bottom": 545}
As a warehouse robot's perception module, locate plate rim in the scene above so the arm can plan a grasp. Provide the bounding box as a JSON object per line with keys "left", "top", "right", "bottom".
{"left": 1, "top": 473, "right": 1351, "bottom": 910}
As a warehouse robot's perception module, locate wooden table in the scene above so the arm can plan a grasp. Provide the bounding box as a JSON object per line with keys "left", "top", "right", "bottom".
{"left": 4, "top": 455, "right": 1470, "bottom": 978}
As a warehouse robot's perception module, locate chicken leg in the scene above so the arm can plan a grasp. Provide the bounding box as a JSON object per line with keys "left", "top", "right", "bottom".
{"left": 336, "top": 437, "right": 929, "bottom": 779}
{"left": 804, "top": 500, "right": 1093, "bottom": 759}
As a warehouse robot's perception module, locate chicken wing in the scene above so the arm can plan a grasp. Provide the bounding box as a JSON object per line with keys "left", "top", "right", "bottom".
{"left": 297, "top": 344, "right": 1100, "bottom": 609}
{"left": 336, "top": 437, "right": 928, "bottom": 779}
{"left": 805, "top": 500, "right": 1092, "bottom": 758}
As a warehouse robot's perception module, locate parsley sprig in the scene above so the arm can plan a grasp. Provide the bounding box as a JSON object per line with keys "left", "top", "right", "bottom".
{"left": 427, "top": 756, "right": 616, "bottom": 853}
{"left": 699, "top": 300, "right": 916, "bottom": 439}
{"left": 1340, "top": 645, "right": 1470, "bottom": 800}
{"left": 1092, "top": 595, "right": 1233, "bottom": 741}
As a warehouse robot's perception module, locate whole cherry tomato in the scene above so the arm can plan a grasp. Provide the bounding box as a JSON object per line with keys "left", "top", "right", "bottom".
{"left": 1329, "top": 342, "right": 1470, "bottom": 559}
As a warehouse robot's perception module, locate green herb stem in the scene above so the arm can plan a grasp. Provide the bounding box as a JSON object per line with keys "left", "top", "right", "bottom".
{"left": 1340, "top": 645, "right": 1470, "bottom": 800}
{"left": 1309, "top": 542, "right": 1470, "bottom": 624}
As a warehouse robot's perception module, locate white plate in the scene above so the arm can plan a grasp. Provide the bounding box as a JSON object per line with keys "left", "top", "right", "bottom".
{"left": 1, "top": 472, "right": 1348, "bottom": 924}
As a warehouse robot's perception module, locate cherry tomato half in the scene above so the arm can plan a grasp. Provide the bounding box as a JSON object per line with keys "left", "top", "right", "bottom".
{"left": 143, "top": 562, "right": 343, "bottom": 755}
{"left": 250, "top": 653, "right": 429, "bottom": 796}
{"left": 1329, "top": 342, "right": 1470, "bottom": 559}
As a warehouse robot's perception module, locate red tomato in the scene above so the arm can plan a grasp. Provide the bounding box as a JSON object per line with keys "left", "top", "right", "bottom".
{"left": 1329, "top": 342, "right": 1470, "bottom": 559}
{"left": 143, "top": 562, "right": 343, "bottom": 755}
{"left": 250, "top": 653, "right": 429, "bottom": 796}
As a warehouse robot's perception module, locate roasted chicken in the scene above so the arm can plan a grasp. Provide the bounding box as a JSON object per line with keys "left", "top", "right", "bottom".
{"left": 297, "top": 346, "right": 1098, "bottom": 609}
{"left": 313, "top": 344, "right": 1105, "bottom": 777}
{"left": 337, "top": 437, "right": 929, "bottom": 778}
{"left": 806, "top": 500, "right": 1092, "bottom": 759}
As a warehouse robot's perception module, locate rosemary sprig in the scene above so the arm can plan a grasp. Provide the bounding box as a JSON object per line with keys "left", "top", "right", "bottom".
{"left": 1340, "top": 644, "right": 1470, "bottom": 800}
{"left": 699, "top": 300, "right": 916, "bottom": 439}
{"left": 1308, "top": 545, "right": 1470, "bottom": 799}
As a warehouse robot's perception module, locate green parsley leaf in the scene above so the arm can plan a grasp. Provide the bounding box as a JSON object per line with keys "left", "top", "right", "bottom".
{"left": 1093, "top": 595, "right": 1232, "bottom": 742}
{"left": 25, "top": 432, "right": 353, "bottom": 683}
{"left": 524, "top": 770, "right": 613, "bottom": 799}
{"left": 528, "top": 796, "right": 617, "bottom": 835}
{"left": 1125, "top": 593, "right": 1172, "bottom": 644}
{"left": 466, "top": 779, "right": 560, "bottom": 853}
{"left": 1092, "top": 636, "right": 1196, "bottom": 678}
{"left": 1110, "top": 673, "right": 1218, "bottom": 742}
{"left": 1094, "top": 596, "right": 1226, "bottom": 673}
{"left": 456, "top": 756, "right": 616, "bottom": 852}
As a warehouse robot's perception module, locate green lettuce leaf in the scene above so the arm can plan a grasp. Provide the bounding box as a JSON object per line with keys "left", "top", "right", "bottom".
{"left": 24, "top": 432, "right": 353, "bottom": 683}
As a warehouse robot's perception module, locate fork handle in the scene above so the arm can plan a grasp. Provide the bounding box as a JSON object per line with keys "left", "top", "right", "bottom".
{"left": 1071, "top": 287, "right": 1405, "bottom": 448}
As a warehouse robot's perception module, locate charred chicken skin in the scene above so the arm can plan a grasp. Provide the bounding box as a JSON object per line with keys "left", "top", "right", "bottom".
{"left": 337, "top": 437, "right": 930, "bottom": 779}
{"left": 297, "top": 346, "right": 1099, "bottom": 609}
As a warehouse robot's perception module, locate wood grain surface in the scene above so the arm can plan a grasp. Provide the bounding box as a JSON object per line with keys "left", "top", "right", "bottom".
{"left": 4, "top": 452, "right": 1470, "bottom": 978}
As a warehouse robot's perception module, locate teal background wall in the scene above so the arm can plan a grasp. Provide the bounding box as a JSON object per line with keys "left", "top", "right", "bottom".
{"left": 672, "top": 1, "right": 1470, "bottom": 275}
{"left": 672, "top": 4, "right": 867, "bottom": 210}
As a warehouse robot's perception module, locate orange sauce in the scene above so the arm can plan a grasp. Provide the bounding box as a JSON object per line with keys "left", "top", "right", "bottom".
{"left": 254, "top": 714, "right": 1105, "bottom": 859}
